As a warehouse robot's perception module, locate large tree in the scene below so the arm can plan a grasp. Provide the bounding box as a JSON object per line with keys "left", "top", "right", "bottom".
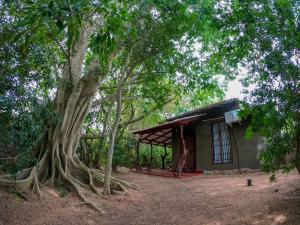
{"left": 0, "top": 0, "right": 223, "bottom": 209}
{"left": 93, "top": 8, "right": 225, "bottom": 193}
{"left": 208, "top": 0, "right": 300, "bottom": 176}
{"left": 1, "top": 0, "right": 138, "bottom": 212}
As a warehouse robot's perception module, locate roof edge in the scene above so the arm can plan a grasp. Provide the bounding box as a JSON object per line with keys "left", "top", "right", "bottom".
{"left": 166, "top": 98, "right": 239, "bottom": 121}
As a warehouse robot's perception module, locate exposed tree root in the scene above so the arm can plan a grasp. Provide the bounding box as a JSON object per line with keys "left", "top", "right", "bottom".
{"left": 32, "top": 167, "right": 43, "bottom": 199}
{"left": 0, "top": 148, "right": 135, "bottom": 213}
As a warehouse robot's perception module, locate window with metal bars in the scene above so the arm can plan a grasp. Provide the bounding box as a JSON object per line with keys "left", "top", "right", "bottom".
{"left": 211, "top": 121, "right": 232, "bottom": 164}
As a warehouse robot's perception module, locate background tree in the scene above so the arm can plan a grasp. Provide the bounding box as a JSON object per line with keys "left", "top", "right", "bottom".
{"left": 208, "top": 0, "right": 300, "bottom": 177}
{"left": 80, "top": 1, "right": 226, "bottom": 182}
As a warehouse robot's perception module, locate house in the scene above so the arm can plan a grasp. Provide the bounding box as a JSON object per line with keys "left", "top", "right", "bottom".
{"left": 133, "top": 98, "right": 262, "bottom": 175}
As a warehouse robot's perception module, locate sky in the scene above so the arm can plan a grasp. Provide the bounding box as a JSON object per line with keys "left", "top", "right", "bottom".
{"left": 225, "top": 78, "right": 245, "bottom": 100}
{"left": 224, "top": 66, "right": 256, "bottom": 100}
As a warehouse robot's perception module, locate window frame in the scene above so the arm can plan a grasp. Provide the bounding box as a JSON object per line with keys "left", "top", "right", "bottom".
{"left": 210, "top": 121, "right": 233, "bottom": 164}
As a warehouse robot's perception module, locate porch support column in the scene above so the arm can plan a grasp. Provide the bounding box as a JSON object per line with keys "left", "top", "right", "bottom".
{"left": 135, "top": 135, "right": 141, "bottom": 171}
{"left": 176, "top": 125, "right": 187, "bottom": 176}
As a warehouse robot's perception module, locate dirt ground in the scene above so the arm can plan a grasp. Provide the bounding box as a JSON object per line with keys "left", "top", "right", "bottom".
{"left": 1, "top": 170, "right": 300, "bottom": 225}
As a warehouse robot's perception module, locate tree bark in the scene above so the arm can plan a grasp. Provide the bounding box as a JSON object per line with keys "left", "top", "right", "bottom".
{"left": 0, "top": 23, "right": 136, "bottom": 212}
{"left": 296, "top": 131, "right": 300, "bottom": 173}
{"left": 296, "top": 112, "right": 300, "bottom": 173}
{"left": 103, "top": 87, "right": 122, "bottom": 194}
{"left": 94, "top": 105, "right": 113, "bottom": 169}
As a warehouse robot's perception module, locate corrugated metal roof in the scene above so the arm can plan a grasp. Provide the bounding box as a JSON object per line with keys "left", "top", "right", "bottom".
{"left": 132, "top": 114, "right": 205, "bottom": 134}
{"left": 133, "top": 114, "right": 206, "bottom": 147}
{"left": 166, "top": 98, "right": 239, "bottom": 121}
{"left": 132, "top": 98, "right": 239, "bottom": 147}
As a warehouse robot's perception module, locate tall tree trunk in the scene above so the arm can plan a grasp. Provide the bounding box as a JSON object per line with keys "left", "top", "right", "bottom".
{"left": 0, "top": 23, "right": 136, "bottom": 212}
{"left": 297, "top": 131, "right": 300, "bottom": 173}
{"left": 103, "top": 88, "right": 122, "bottom": 195}
{"left": 296, "top": 112, "right": 300, "bottom": 174}
{"left": 94, "top": 105, "right": 113, "bottom": 169}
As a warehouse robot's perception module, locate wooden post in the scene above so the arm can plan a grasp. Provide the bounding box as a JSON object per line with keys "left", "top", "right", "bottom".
{"left": 247, "top": 178, "right": 252, "bottom": 186}
{"left": 176, "top": 125, "right": 188, "bottom": 176}
{"left": 135, "top": 135, "right": 141, "bottom": 171}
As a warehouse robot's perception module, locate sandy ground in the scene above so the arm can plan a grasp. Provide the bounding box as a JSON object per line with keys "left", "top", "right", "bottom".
{"left": 1, "top": 170, "right": 300, "bottom": 225}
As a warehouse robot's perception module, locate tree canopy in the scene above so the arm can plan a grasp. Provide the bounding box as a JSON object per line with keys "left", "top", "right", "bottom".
{"left": 0, "top": 0, "right": 299, "bottom": 208}
{"left": 0, "top": 0, "right": 228, "bottom": 208}
{"left": 204, "top": 0, "right": 299, "bottom": 177}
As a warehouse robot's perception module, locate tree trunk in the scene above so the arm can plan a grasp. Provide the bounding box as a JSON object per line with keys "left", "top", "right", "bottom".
{"left": 103, "top": 88, "right": 122, "bottom": 195}
{"left": 161, "top": 146, "right": 168, "bottom": 170}
{"left": 0, "top": 23, "right": 136, "bottom": 212}
{"left": 296, "top": 112, "right": 300, "bottom": 174}
{"left": 94, "top": 106, "right": 113, "bottom": 169}
{"left": 296, "top": 131, "right": 300, "bottom": 173}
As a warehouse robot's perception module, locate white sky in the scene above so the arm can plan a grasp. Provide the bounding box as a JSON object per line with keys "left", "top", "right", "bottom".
{"left": 225, "top": 78, "right": 245, "bottom": 100}
{"left": 224, "top": 65, "right": 256, "bottom": 100}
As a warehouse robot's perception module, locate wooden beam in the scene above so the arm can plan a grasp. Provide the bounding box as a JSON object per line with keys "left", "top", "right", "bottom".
{"left": 140, "top": 129, "right": 172, "bottom": 144}
{"left": 143, "top": 138, "right": 172, "bottom": 145}
{"left": 156, "top": 135, "right": 172, "bottom": 143}
{"left": 140, "top": 128, "right": 171, "bottom": 140}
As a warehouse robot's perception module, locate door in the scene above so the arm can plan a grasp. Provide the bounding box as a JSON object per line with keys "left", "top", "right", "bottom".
{"left": 185, "top": 133, "right": 196, "bottom": 171}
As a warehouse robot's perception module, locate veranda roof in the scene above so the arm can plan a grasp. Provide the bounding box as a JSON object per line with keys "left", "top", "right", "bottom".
{"left": 133, "top": 114, "right": 205, "bottom": 147}
{"left": 132, "top": 98, "right": 240, "bottom": 148}
{"left": 166, "top": 98, "right": 239, "bottom": 121}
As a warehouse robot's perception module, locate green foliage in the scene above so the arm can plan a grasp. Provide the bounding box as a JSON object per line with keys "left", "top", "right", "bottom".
{"left": 241, "top": 102, "right": 297, "bottom": 174}
{"left": 260, "top": 132, "right": 296, "bottom": 173}
{"left": 0, "top": 60, "right": 56, "bottom": 176}
{"left": 0, "top": 0, "right": 59, "bottom": 176}
{"left": 213, "top": 0, "right": 300, "bottom": 174}
{"left": 112, "top": 132, "right": 136, "bottom": 169}
{"left": 82, "top": 0, "right": 227, "bottom": 169}
{"left": 139, "top": 144, "right": 172, "bottom": 169}
{"left": 2, "top": 0, "right": 298, "bottom": 181}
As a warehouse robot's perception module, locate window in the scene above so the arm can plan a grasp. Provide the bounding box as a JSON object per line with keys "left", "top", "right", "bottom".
{"left": 211, "top": 122, "right": 232, "bottom": 164}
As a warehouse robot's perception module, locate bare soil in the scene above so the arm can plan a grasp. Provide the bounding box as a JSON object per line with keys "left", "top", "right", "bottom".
{"left": 1, "top": 170, "right": 300, "bottom": 225}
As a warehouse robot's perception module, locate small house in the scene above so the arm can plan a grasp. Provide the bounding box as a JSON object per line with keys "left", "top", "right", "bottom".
{"left": 133, "top": 99, "right": 262, "bottom": 175}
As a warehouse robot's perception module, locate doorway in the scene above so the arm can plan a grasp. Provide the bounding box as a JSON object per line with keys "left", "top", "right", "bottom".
{"left": 184, "top": 132, "right": 196, "bottom": 171}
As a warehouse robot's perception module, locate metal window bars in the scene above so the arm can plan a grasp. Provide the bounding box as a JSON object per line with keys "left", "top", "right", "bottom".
{"left": 211, "top": 122, "right": 232, "bottom": 164}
